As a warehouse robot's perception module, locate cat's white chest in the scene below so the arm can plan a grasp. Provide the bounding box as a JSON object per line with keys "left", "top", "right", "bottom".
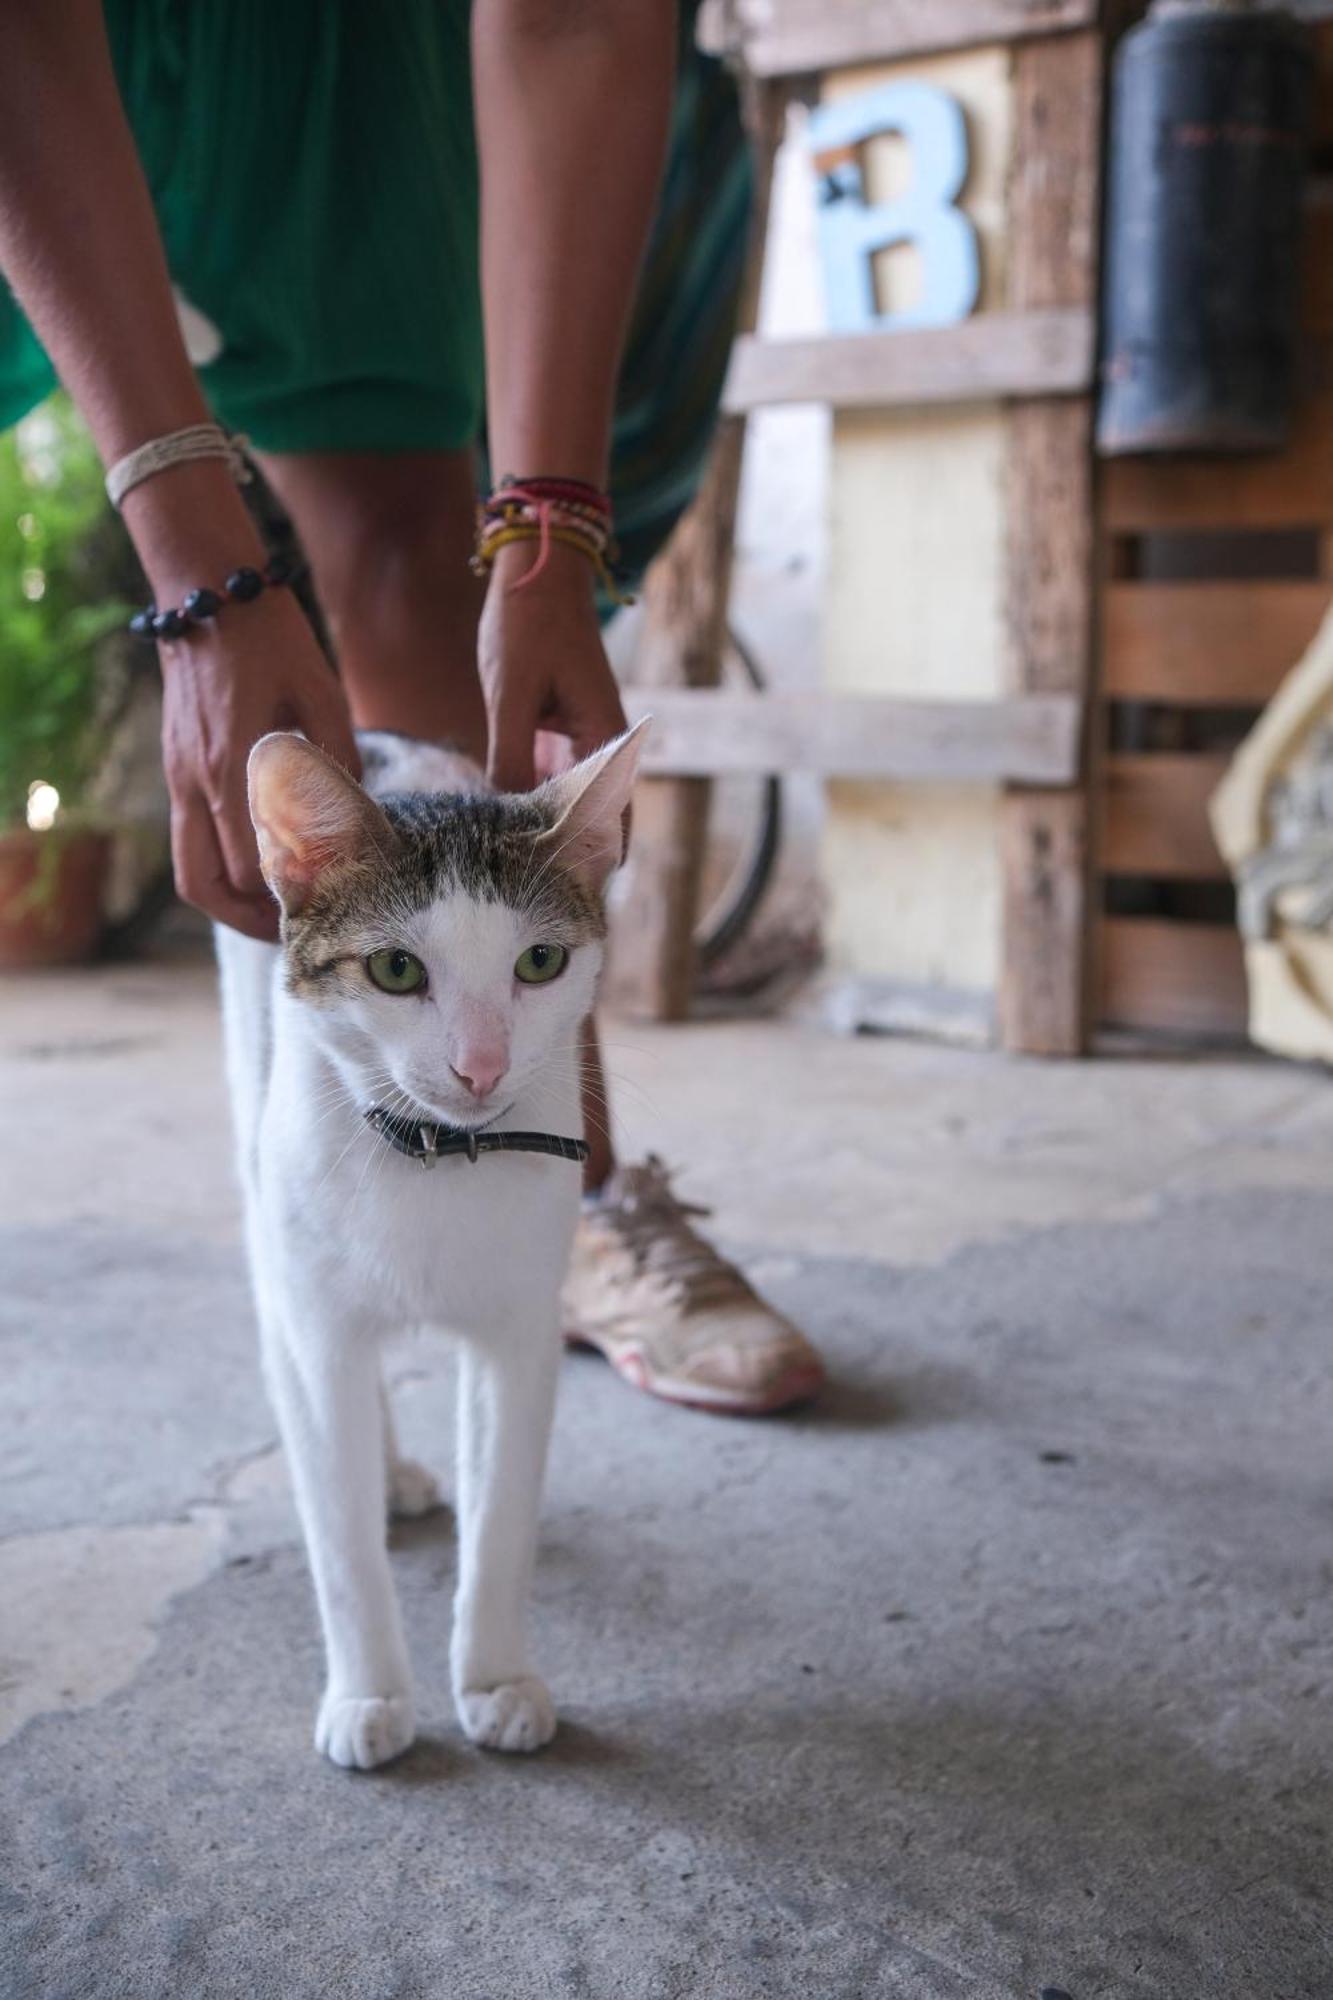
{"left": 258, "top": 1064, "right": 581, "bottom": 1336}
{"left": 351, "top": 1140, "right": 573, "bottom": 1317}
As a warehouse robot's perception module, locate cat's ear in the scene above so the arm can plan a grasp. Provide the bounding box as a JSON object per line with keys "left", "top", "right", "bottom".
{"left": 247, "top": 732, "right": 397, "bottom": 914}
{"left": 534, "top": 720, "right": 648, "bottom": 892}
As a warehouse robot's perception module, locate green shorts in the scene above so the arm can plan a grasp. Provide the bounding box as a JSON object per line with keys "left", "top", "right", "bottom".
{"left": 0, "top": 0, "right": 482, "bottom": 453}
{"left": 0, "top": 2, "right": 751, "bottom": 582}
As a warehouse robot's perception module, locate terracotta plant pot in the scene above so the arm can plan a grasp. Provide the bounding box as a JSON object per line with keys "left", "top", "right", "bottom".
{"left": 0, "top": 825, "right": 111, "bottom": 969}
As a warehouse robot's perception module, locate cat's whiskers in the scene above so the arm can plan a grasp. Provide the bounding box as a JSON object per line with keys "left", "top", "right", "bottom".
{"left": 360, "top": 1079, "right": 430, "bottom": 1208}
{"left": 346, "top": 1092, "right": 401, "bottom": 1213}
{"left": 301, "top": 1064, "right": 398, "bottom": 1140}
{"left": 590, "top": 1035, "right": 667, "bottom": 1067}
{"left": 303, "top": 1066, "right": 405, "bottom": 1202}
{"left": 310, "top": 1107, "right": 381, "bottom": 1204}
{"left": 514, "top": 1046, "right": 659, "bottom": 1137}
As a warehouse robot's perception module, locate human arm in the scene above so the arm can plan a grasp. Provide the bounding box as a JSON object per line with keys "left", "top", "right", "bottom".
{"left": 472, "top": 0, "right": 676, "bottom": 789}
{"left": 0, "top": 2, "right": 358, "bottom": 938}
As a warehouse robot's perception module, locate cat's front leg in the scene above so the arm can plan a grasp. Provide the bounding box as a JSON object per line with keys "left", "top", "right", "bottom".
{"left": 262, "top": 1308, "right": 416, "bottom": 1770}
{"left": 451, "top": 1325, "right": 561, "bottom": 1753}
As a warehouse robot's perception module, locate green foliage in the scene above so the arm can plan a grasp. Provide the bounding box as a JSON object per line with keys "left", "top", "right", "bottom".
{"left": 0, "top": 397, "right": 133, "bottom": 831}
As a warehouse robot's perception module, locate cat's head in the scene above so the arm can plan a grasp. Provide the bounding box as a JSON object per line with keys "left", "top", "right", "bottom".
{"left": 246, "top": 726, "right": 644, "bottom": 1128}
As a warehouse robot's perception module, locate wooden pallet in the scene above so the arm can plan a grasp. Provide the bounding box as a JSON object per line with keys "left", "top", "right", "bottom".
{"left": 611, "top": 8, "right": 1105, "bottom": 1041}
{"left": 622, "top": 3, "right": 1333, "bottom": 1049}
{"left": 1095, "top": 113, "right": 1333, "bottom": 1041}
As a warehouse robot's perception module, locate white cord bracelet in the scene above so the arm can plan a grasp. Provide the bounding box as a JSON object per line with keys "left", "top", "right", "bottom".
{"left": 104, "top": 423, "right": 251, "bottom": 510}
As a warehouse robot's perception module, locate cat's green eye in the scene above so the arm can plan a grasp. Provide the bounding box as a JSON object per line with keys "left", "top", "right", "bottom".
{"left": 514, "top": 943, "right": 568, "bottom": 986}
{"left": 366, "top": 947, "right": 427, "bottom": 995}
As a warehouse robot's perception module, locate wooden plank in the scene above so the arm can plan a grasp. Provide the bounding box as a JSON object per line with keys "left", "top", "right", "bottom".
{"left": 1000, "top": 30, "right": 1104, "bottom": 1057}
{"left": 1006, "top": 31, "right": 1103, "bottom": 315}
{"left": 1104, "top": 581, "right": 1330, "bottom": 705}
{"left": 603, "top": 448, "right": 740, "bottom": 1021}
{"left": 1001, "top": 799, "right": 1090, "bottom": 1049}
{"left": 1100, "top": 916, "right": 1248, "bottom": 1037}
{"left": 1102, "top": 394, "right": 1333, "bottom": 530}
{"left": 602, "top": 773, "right": 711, "bottom": 1021}
{"left": 724, "top": 307, "right": 1094, "bottom": 413}
{"left": 625, "top": 690, "right": 1082, "bottom": 783}
{"left": 1007, "top": 400, "right": 1097, "bottom": 691}
{"left": 731, "top": 0, "right": 1099, "bottom": 78}
{"left": 1102, "top": 753, "right": 1230, "bottom": 880}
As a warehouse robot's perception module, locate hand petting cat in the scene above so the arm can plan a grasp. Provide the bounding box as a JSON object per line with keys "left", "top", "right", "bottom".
{"left": 479, "top": 535, "right": 630, "bottom": 794}
{"left": 157, "top": 585, "right": 361, "bottom": 946}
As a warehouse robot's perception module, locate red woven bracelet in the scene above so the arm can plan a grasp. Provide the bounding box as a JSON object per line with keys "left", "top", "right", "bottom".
{"left": 488, "top": 474, "right": 612, "bottom": 518}
{"left": 479, "top": 474, "right": 625, "bottom": 598}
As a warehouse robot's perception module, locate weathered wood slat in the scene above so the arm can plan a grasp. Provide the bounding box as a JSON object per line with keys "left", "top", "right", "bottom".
{"left": 1100, "top": 917, "right": 1248, "bottom": 1037}
{"left": 1007, "top": 400, "right": 1097, "bottom": 694}
{"left": 724, "top": 308, "right": 1095, "bottom": 414}
{"left": 1000, "top": 799, "right": 1090, "bottom": 1045}
{"left": 1104, "top": 581, "right": 1329, "bottom": 704}
{"left": 1006, "top": 30, "right": 1103, "bottom": 318}
{"left": 1102, "top": 394, "right": 1333, "bottom": 529}
{"left": 624, "top": 690, "right": 1082, "bottom": 783}
{"left": 1102, "top": 754, "right": 1230, "bottom": 880}
{"left": 732, "top": 0, "right": 1100, "bottom": 78}
{"left": 1000, "top": 30, "right": 1104, "bottom": 1058}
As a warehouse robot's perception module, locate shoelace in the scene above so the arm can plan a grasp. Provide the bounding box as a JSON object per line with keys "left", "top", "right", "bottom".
{"left": 591, "top": 1156, "right": 752, "bottom": 1311}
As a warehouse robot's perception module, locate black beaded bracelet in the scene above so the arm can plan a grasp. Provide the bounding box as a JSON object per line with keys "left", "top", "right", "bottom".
{"left": 128, "top": 554, "right": 296, "bottom": 641}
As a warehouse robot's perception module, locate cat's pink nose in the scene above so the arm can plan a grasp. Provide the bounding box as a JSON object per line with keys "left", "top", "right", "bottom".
{"left": 450, "top": 1055, "right": 507, "bottom": 1100}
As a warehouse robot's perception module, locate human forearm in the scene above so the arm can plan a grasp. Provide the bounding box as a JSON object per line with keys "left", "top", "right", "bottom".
{"left": 0, "top": 4, "right": 355, "bottom": 937}
{"left": 473, "top": 0, "right": 675, "bottom": 485}
{"left": 472, "top": 0, "right": 674, "bottom": 786}
{"left": 0, "top": 2, "right": 264, "bottom": 589}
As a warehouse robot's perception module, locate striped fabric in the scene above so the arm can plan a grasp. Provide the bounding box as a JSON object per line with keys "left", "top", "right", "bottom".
{"left": 606, "top": 18, "right": 753, "bottom": 593}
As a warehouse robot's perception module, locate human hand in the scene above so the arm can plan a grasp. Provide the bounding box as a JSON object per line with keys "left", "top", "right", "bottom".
{"left": 479, "top": 542, "right": 627, "bottom": 793}
{"left": 156, "top": 587, "right": 360, "bottom": 941}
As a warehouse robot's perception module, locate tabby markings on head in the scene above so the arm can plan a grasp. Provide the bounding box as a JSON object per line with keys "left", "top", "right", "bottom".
{"left": 283, "top": 787, "right": 606, "bottom": 1001}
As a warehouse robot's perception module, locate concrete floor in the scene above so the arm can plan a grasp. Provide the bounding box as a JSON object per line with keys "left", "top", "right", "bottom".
{"left": 3, "top": 947, "right": 1333, "bottom": 1999}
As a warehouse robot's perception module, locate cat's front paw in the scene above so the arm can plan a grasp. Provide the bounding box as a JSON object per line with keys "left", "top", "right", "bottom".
{"left": 456, "top": 1675, "right": 556, "bottom": 1753}
{"left": 316, "top": 1690, "right": 416, "bottom": 1770}
{"left": 387, "top": 1455, "right": 443, "bottom": 1520}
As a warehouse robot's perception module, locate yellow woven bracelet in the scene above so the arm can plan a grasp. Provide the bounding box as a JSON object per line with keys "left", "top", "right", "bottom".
{"left": 471, "top": 519, "right": 634, "bottom": 607}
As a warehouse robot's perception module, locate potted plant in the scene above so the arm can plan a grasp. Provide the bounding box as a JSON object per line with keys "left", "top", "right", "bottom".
{"left": 0, "top": 397, "right": 133, "bottom": 967}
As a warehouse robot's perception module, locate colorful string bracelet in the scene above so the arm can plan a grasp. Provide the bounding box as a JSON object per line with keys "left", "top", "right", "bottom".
{"left": 472, "top": 475, "right": 633, "bottom": 605}
{"left": 127, "top": 554, "right": 297, "bottom": 641}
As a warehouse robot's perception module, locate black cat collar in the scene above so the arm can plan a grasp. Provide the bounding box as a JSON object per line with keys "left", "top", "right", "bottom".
{"left": 364, "top": 1105, "right": 589, "bottom": 1171}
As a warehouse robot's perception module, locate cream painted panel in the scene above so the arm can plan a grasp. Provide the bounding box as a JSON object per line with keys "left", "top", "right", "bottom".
{"left": 825, "top": 403, "right": 1006, "bottom": 700}
{"left": 823, "top": 780, "right": 1001, "bottom": 992}
{"left": 819, "top": 49, "right": 1016, "bottom": 1011}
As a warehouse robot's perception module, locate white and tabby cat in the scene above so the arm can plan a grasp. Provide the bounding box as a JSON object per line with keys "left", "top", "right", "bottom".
{"left": 215, "top": 722, "right": 643, "bottom": 1769}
